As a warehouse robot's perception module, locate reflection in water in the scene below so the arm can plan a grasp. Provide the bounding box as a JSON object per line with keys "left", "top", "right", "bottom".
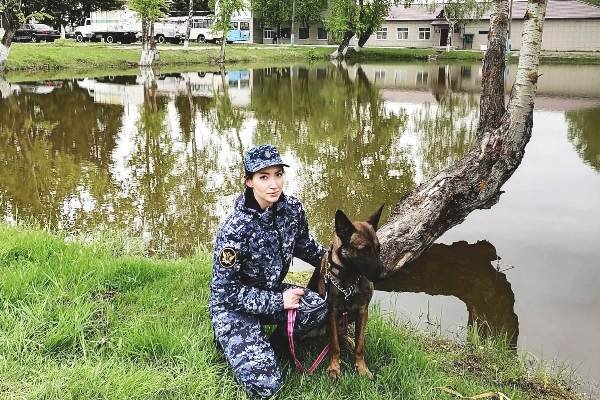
{"left": 250, "top": 65, "right": 415, "bottom": 237}
{"left": 412, "top": 93, "right": 478, "bottom": 179}
{"left": 3, "top": 64, "right": 599, "bottom": 254}
{"left": 0, "top": 80, "right": 123, "bottom": 230}
{"left": 376, "top": 240, "right": 519, "bottom": 347}
{"left": 565, "top": 108, "right": 600, "bottom": 171}
{"left": 2, "top": 65, "right": 461, "bottom": 255}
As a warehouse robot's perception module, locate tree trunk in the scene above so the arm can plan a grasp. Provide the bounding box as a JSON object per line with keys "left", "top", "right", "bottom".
{"left": 442, "top": 8, "right": 453, "bottom": 51}
{"left": 0, "top": 75, "right": 12, "bottom": 98}
{"left": 478, "top": 0, "right": 510, "bottom": 136}
{"left": 140, "top": 20, "right": 158, "bottom": 66}
{"left": 140, "top": 66, "right": 157, "bottom": 89}
{"left": 378, "top": 0, "right": 547, "bottom": 275}
{"left": 0, "top": 8, "right": 20, "bottom": 73}
{"left": 0, "top": 42, "right": 10, "bottom": 72}
{"left": 183, "top": 0, "right": 194, "bottom": 48}
{"left": 219, "top": 35, "right": 227, "bottom": 63}
{"left": 352, "top": 0, "right": 370, "bottom": 53}
{"left": 330, "top": 30, "right": 354, "bottom": 60}
{"left": 353, "top": 29, "right": 372, "bottom": 52}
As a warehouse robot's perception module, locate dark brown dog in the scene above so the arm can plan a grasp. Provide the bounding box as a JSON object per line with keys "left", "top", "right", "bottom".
{"left": 307, "top": 206, "right": 386, "bottom": 379}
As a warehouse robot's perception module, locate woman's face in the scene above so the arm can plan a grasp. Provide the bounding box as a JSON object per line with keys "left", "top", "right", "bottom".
{"left": 246, "top": 165, "right": 285, "bottom": 210}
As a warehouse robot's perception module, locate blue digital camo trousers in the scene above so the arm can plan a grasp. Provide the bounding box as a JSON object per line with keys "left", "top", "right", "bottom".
{"left": 212, "top": 284, "right": 327, "bottom": 399}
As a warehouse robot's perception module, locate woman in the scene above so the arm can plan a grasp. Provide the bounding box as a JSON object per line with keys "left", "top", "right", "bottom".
{"left": 209, "top": 144, "right": 328, "bottom": 398}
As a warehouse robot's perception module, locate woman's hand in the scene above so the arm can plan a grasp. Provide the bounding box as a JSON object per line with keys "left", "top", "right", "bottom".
{"left": 283, "top": 288, "right": 305, "bottom": 310}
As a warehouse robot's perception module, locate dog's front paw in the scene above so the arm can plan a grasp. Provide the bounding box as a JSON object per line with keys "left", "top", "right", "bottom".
{"left": 327, "top": 364, "right": 341, "bottom": 380}
{"left": 356, "top": 363, "right": 374, "bottom": 380}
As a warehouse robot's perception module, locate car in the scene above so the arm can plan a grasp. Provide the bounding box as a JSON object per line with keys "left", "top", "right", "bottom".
{"left": 13, "top": 24, "right": 61, "bottom": 43}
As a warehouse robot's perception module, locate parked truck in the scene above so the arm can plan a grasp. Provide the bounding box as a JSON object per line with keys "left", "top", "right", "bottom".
{"left": 74, "top": 9, "right": 138, "bottom": 44}
{"left": 149, "top": 20, "right": 182, "bottom": 44}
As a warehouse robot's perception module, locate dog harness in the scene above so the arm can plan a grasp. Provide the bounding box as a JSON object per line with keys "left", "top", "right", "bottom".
{"left": 325, "top": 245, "right": 360, "bottom": 301}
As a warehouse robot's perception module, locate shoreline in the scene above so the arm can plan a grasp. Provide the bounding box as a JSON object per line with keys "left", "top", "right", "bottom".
{"left": 3, "top": 41, "right": 600, "bottom": 75}
{"left": 0, "top": 223, "right": 590, "bottom": 399}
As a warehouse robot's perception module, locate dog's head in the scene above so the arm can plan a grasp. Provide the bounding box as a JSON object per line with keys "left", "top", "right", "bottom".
{"left": 334, "top": 205, "right": 387, "bottom": 282}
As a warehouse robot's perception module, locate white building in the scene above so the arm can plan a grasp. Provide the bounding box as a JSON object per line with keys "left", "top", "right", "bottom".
{"left": 254, "top": 0, "right": 600, "bottom": 52}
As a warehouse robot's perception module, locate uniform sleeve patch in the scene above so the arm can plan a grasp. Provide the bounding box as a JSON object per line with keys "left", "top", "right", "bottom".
{"left": 219, "top": 247, "right": 237, "bottom": 268}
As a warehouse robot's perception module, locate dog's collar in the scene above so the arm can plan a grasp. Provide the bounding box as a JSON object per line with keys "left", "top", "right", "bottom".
{"left": 326, "top": 245, "right": 360, "bottom": 301}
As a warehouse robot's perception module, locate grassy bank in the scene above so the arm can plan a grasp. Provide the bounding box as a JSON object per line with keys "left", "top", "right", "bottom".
{"left": 0, "top": 224, "right": 584, "bottom": 399}
{"left": 4, "top": 41, "right": 600, "bottom": 73}
{"left": 4, "top": 41, "right": 332, "bottom": 72}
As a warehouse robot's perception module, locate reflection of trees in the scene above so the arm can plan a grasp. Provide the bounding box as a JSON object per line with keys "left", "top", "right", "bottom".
{"left": 376, "top": 240, "right": 519, "bottom": 346}
{"left": 565, "top": 108, "right": 600, "bottom": 171}
{"left": 0, "top": 83, "right": 123, "bottom": 228}
{"left": 0, "top": 66, "right": 488, "bottom": 256}
{"left": 412, "top": 93, "right": 478, "bottom": 179}
{"left": 169, "top": 72, "right": 246, "bottom": 254}
{"left": 250, "top": 65, "right": 415, "bottom": 242}
{"left": 129, "top": 82, "right": 180, "bottom": 256}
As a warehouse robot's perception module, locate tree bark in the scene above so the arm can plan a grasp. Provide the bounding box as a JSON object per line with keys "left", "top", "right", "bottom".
{"left": 378, "top": 0, "right": 547, "bottom": 275}
{"left": 478, "top": 0, "right": 510, "bottom": 136}
{"left": 140, "top": 20, "right": 158, "bottom": 66}
{"left": 330, "top": 30, "right": 354, "bottom": 60}
{"left": 353, "top": 29, "right": 372, "bottom": 52}
{"left": 183, "top": 0, "right": 194, "bottom": 48}
{"left": 441, "top": 7, "right": 453, "bottom": 50}
{"left": 219, "top": 35, "right": 227, "bottom": 63}
{"left": 0, "top": 8, "right": 20, "bottom": 72}
{"left": 0, "top": 75, "right": 12, "bottom": 98}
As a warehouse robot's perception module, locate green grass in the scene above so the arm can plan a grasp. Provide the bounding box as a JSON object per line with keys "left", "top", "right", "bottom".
{"left": 346, "top": 47, "right": 487, "bottom": 62}
{"left": 0, "top": 224, "right": 584, "bottom": 399}
{"left": 4, "top": 41, "right": 600, "bottom": 74}
{"left": 4, "top": 41, "right": 333, "bottom": 72}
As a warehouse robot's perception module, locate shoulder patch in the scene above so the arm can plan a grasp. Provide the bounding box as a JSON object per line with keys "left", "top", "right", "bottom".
{"left": 219, "top": 247, "right": 237, "bottom": 268}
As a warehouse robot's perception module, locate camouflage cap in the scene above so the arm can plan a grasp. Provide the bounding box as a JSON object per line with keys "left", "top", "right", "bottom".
{"left": 244, "top": 144, "right": 289, "bottom": 174}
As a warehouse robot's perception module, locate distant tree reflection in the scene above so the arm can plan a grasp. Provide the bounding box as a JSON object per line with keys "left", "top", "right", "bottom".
{"left": 250, "top": 65, "right": 414, "bottom": 242}
{"left": 565, "top": 108, "right": 600, "bottom": 172}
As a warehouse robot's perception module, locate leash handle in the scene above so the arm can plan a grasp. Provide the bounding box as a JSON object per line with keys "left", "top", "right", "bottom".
{"left": 287, "top": 309, "right": 330, "bottom": 374}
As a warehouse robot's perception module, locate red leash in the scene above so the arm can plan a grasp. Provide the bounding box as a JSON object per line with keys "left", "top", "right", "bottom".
{"left": 287, "top": 309, "right": 348, "bottom": 374}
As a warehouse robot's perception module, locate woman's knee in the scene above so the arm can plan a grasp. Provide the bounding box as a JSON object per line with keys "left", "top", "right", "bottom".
{"left": 243, "top": 371, "right": 283, "bottom": 399}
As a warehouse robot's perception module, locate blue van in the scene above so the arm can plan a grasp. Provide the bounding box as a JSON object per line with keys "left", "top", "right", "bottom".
{"left": 226, "top": 19, "right": 250, "bottom": 42}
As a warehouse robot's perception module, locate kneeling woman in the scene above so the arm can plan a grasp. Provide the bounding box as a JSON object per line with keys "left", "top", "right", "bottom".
{"left": 209, "top": 145, "right": 328, "bottom": 398}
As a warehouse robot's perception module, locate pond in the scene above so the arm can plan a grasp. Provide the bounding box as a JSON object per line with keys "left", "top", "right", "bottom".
{"left": 1, "top": 61, "right": 599, "bottom": 387}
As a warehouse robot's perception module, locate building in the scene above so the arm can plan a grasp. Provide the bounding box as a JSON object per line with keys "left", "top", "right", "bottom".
{"left": 254, "top": 0, "right": 600, "bottom": 52}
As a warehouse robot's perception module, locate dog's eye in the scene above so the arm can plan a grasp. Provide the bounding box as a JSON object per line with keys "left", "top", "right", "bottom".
{"left": 357, "top": 244, "right": 368, "bottom": 251}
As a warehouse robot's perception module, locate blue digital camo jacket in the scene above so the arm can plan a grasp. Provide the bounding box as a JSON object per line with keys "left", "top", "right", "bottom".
{"left": 209, "top": 190, "right": 325, "bottom": 317}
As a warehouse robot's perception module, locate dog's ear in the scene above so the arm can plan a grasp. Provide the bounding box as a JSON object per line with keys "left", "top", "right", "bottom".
{"left": 335, "top": 209, "right": 356, "bottom": 244}
{"left": 367, "top": 204, "right": 385, "bottom": 231}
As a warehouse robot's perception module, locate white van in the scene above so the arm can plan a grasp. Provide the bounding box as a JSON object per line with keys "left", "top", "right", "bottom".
{"left": 182, "top": 16, "right": 221, "bottom": 43}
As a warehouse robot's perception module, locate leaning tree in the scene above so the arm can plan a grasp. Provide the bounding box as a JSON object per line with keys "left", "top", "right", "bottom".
{"left": 377, "top": 0, "right": 547, "bottom": 276}
{"left": 326, "top": 0, "right": 396, "bottom": 59}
